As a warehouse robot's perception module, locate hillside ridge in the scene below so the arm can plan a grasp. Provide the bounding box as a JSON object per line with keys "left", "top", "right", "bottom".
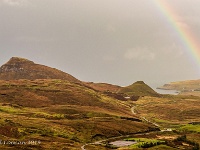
{"left": 0, "top": 57, "right": 158, "bottom": 97}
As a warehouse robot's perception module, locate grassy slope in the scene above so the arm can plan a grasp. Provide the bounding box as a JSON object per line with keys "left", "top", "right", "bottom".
{"left": 83, "top": 82, "right": 122, "bottom": 93}
{"left": 134, "top": 95, "right": 200, "bottom": 146}
{"left": 0, "top": 79, "right": 155, "bottom": 149}
{"left": 135, "top": 95, "right": 200, "bottom": 125}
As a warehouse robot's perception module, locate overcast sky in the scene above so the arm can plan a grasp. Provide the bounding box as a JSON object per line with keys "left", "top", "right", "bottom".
{"left": 0, "top": 0, "right": 200, "bottom": 87}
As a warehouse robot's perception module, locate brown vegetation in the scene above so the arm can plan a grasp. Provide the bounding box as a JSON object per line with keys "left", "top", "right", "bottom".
{"left": 0, "top": 57, "right": 199, "bottom": 149}
{"left": 0, "top": 79, "right": 155, "bottom": 149}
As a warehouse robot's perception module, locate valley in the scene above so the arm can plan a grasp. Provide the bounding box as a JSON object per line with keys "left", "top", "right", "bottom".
{"left": 0, "top": 57, "right": 199, "bottom": 150}
{"left": 0, "top": 79, "right": 156, "bottom": 150}
{"left": 81, "top": 94, "right": 200, "bottom": 150}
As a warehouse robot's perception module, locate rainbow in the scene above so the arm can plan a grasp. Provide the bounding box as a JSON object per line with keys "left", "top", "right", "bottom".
{"left": 154, "top": 0, "right": 200, "bottom": 66}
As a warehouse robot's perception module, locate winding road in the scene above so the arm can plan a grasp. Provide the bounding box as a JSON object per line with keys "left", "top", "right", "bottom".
{"left": 131, "top": 105, "right": 160, "bottom": 127}
{"left": 81, "top": 105, "right": 164, "bottom": 150}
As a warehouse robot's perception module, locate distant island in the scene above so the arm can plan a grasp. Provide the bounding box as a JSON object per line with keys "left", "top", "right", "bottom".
{"left": 158, "top": 79, "right": 200, "bottom": 96}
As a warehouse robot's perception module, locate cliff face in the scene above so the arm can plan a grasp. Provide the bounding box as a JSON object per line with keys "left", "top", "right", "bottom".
{"left": 0, "top": 57, "right": 80, "bottom": 82}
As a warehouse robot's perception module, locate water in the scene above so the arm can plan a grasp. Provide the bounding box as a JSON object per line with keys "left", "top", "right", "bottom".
{"left": 154, "top": 88, "right": 179, "bottom": 95}
{"left": 109, "top": 140, "right": 137, "bottom": 147}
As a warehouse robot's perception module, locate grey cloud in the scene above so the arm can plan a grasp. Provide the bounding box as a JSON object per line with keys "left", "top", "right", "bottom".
{"left": 0, "top": 0, "right": 200, "bottom": 87}
{"left": 2, "top": 0, "right": 29, "bottom": 6}
{"left": 124, "top": 48, "right": 156, "bottom": 61}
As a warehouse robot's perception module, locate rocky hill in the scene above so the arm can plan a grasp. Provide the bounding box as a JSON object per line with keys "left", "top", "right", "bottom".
{"left": 0, "top": 57, "right": 80, "bottom": 82}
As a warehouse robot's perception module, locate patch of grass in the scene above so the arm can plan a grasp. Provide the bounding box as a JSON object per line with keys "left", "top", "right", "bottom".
{"left": 125, "top": 138, "right": 165, "bottom": 149}
{"left": 154, "top": 118, "right": 172, "bottom": 124}
{"left": 179, "top": 124, "right": 200, "bottom": 133}
{"left": 153, "top": 118, "right": 180, "bottom": 128}
{"left": 33, "top": 112, "right": 65, "bottom": 119}
{"left": 147, "top": 144, "right": 178, "bottom": 150}
{"left": 86, "top": 112, "right": 112, "bottom": 118}
{"left": 0, "top": 106, "right": 23, "bottom": 114}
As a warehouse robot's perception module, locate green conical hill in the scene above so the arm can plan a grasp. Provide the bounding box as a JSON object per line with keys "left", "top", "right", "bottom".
{"left": 118, "top": 81, "right": 159, "bottom": 97}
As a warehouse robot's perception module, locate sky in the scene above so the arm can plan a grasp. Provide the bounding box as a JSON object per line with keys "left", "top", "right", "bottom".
{"left": 0, "top": 0, "right": 200, "bottom": 87}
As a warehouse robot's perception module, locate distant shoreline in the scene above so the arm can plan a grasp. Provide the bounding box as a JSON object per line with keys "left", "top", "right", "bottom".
{"left": 153, "top": 88, "right": 179, "bottom": 95}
